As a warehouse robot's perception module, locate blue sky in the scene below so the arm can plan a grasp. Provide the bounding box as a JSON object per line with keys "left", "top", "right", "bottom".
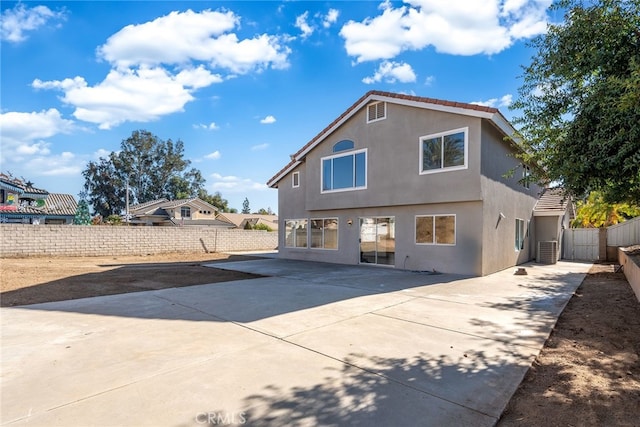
{"left": 1, "top": 0, "right": 557, "bottom": 213}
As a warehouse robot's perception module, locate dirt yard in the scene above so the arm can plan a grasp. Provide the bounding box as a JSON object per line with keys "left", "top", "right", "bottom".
{"left": 1, "top": 253, "right": 639, "bottom": 425}
{"left": 0, "top": 252, "right": 262, "bottom": 307}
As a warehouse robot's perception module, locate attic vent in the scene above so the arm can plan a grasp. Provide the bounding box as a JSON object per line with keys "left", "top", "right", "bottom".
{"left": 367, "top": 101, "right": 386, "bottom": 123}
{"left": 537, "top": 240, "right": 558, "bottom": 264}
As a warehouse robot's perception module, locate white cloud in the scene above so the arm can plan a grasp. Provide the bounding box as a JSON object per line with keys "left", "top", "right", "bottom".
{"left": 0, "top": 109, "right": 73, "bottom": 154}
{"left": 323, "top": 9, "right": 340, "bottom": 28}
{"left": 471, "top": 94, "right": 513, "bottom": 108}
{"left": 93, "top": 148, "right": 111, "bottom": 159}
{"left": 1, "top": 3, "right": 66, "bottom": 43}
{"left": 210, "top": 173, "right": 268, "bottom": 193}
{"left": 295, "top": 11, "right": 314, "bottom": 39}
{"left": 340, "top": 0, "right": 551, "bottom": 63}
{"left": 30, "top": 9, "right": 292, "bottom": 130}
{"left": 424, "top": 75, "right": 435, "bottom": 86}
{"left": 33, "top": 66, "right": 223, "bottom": 129}
{"left": 205, "top": 151, "right": 221, "bottom": 160}
{"left": 260, "top": 115, "right": 276, "bottom": 124}
{"left": 0, "top": 109, "right": 81, "bottom": 177}
{"left": 98, "top": 9, "right": 290, "bottom": 73}
{"left": 26, "top": 152, "right": 83, "bottom": 176}
{"left": 251, "top": 143, "right": 269, "bottom": 151}
{"left": 362, "top": 60, "right": 416, "bottom": 84}
{"left": 194, "top": 122, "right": 220, "bottom": 131}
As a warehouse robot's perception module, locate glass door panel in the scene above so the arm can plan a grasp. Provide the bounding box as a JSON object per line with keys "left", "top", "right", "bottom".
{"left": 360, "top": 217, "right": 395, "bottom": 266}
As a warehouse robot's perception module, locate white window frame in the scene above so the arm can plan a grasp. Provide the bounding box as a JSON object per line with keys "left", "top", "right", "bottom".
{"left": 321, "top": 148, "right": 367, "bottom": 194}
{"left": 522, "top": 164, "right": 531, "bottom": 189}
{"left": 310, "top": 218, "right": 339, "bottom": 250}
{"left": 515, "top": 218, "right": 525, "bottom": 251}
{"left": 415, "top": 214, "right": 457, "bottom": 246}
{"left": 181, "top": 206, "right": 191, "bottom": 218}
{"left": 419, "top": 127, "right": 469, "bottom": 175}
{"left": 292, "top": 171, "right": 300, "bottom": 188}
{"left": 366, "top": 101, "right": 386, "bottom": 123}
{"left": 285, "top": 219, "right": 308, "bottom": 248}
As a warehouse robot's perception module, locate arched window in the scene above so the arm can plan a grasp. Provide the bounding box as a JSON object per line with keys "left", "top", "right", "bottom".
{"left": 333, "top": 140, "right": 354, "bottom": 153}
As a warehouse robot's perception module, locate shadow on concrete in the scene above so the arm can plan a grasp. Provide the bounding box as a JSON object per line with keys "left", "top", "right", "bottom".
{"left": 201, "top": 351, "right": 518, "bottom": 426}
{"left": 5, "top": 258, "right": 464, "bottom": 324}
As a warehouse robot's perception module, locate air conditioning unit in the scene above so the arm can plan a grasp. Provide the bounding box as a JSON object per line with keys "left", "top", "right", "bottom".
{"left": 537, "top": 240, "right": 558, "bottom": 264}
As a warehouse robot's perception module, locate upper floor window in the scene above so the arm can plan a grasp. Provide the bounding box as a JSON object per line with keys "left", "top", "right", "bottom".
{"left": 321, "top": 149, "right": 367, "bottom": 193}
{"left": 367, "top": 102, "right": 386, "bottom": 123}
{"left": 181, "top": 206, "right": 191, "bottom": 218}
{"left": 420, "top": 127, "right": 468, "bottom": 174}
{"left": 292, "top": 171, "right": 300, "bottom": 188}
{"left": 333, "top": 140, "right": 354, "bottom": 153}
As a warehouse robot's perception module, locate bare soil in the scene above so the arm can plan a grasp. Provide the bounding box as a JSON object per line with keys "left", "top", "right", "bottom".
{"left": 498, "top": 263, "right": 640, "bottom": 426}
{"left": 0, "top": 252, "right": 262, "bottom": 307}
{"left": 1, "top": 253, "right": 639, "bottom": 425}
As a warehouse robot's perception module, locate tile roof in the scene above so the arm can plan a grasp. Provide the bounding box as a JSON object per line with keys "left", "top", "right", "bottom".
{"left": 0, "top": 174, "right": 48, "bottom": 196}
{"left": 267, "top": 90, "right": 509, "bottom": 187}
{"left": 9, "top": 193, "right": 77, "bottom": 216}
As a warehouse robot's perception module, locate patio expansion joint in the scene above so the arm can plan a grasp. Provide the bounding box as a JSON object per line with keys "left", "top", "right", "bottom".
{"left": 274, "top": 331, "right": 499, "bottom": 423}
{"left": 369, "top": 311, "right": 543, "bottom": 351}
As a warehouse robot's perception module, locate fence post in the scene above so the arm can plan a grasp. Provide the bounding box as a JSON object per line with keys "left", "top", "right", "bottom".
{"left": 599, "top": 228, "right": 607, "bottom": 261}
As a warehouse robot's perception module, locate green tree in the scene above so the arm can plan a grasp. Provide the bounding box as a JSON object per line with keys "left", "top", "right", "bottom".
{"left": 73, "top": 199, "right": 92, "bottom": 225}
{"left": 242, "top": 197, "right": 250, "bottom": 214}
{"left": 573, "top": 191, "right": 640, "bottom": 227}
{"left": 82, "top": 130, "right": 210, "bottom": 217}
{"left": 512, "top": 0, "right": 640, "bottom": 204}
{"left": 198, "top": 190, "right": 233, "bottom": 213}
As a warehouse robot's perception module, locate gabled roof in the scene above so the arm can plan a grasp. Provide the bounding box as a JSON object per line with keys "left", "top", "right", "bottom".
{"left": 267, "top": 90, "right": 516, "bottom": 188}
{"left": 216, "top": 212, "right": 278, "bottom": 228}
{"left": 129, "top": 197, "right": 219, "bottom": 216}
{"left": 534, "top": 188, "right": 575, "bottom": 217}
{"left": 129, "top": 198, "right": 169, "bottom": 214}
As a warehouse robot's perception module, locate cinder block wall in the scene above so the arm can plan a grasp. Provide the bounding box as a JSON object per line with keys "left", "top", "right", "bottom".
{"left": 0, "top": 225, "right": 278, "bottom": 257}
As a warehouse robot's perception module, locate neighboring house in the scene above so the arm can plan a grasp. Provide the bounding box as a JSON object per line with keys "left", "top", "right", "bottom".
{"left": 216, "top": 212, "right": 279, "bottom": 231}
{"left": 267, "top": 90, "right": 560, "bottom": 276}
{"left": 0, "top": 175, "right": 77, "bottom": 224}
{"left": 533, "top": 187, "right": 575, "bottom": 262}
{"left": 127, "top": 197, "right": 232, "bottom": 227}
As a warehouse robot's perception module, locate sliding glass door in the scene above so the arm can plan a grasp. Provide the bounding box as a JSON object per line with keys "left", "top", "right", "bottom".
{"left": 359, "top": 217, "right": 395, "bottom": 266}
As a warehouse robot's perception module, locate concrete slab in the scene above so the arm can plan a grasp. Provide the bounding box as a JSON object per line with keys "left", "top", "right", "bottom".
{"left": 1, "top": 259, "right": 591, "bottom": 426}
{"left": 5, "top": 338, "right": 495, "bottom": 427}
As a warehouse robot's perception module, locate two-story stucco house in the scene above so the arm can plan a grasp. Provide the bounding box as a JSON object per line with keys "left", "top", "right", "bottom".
{"left": 267, "top": 91, "right": 549, "bottom": 276}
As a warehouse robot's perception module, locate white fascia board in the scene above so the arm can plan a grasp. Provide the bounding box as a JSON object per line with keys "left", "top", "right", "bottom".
{"left": 294, "top": 96, "right": 376, "bottom": 161}
{"left": 267, "top": 160, "right": 302, "bottom": 188}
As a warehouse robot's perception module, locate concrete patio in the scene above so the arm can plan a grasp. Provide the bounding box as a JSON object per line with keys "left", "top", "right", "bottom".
{"left": 1, "top": 257, "right": 591, "bottom": 426}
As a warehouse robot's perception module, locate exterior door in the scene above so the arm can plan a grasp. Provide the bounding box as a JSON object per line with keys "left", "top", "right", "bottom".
{"left": 359, "top": 217, "right": 395, "bottom": 266}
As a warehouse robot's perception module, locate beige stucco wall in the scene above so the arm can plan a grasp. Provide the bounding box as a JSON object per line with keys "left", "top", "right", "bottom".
{"left": 302, "top": 103, "right": 483, "bottom": 211}
{"left": 0, "top": 225, "right": 277, "bottom": 257}
{"left": 275, "top": 100, "right": 544, "bottom": 276}
{"left": 277, "top": 202, "right": 484, "bottom": 276}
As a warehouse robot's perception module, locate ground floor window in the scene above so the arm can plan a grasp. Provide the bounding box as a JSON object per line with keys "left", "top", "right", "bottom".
{"left": 415, "top": 215, "right": 456, "bottom": 245}
{"left": 310, "top": 218, "right": 338, "bottom": 249}
{"left": 285, "top": 219, "right": 308, "bottom": 248}
{"left": 515, "top": 218, "right": 525, "bottom": 251}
